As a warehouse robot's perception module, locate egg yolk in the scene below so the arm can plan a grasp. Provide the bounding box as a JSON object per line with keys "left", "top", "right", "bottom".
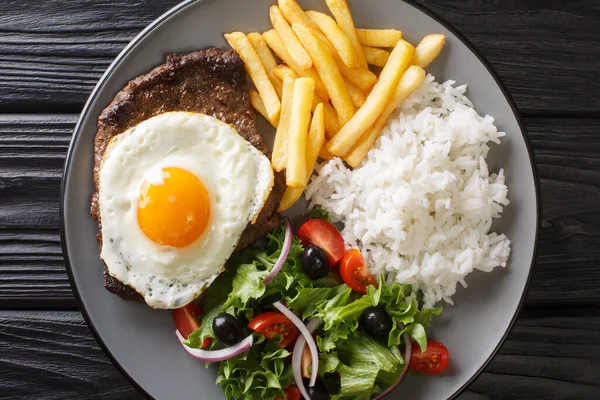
{"left": 137, "top": 167, "right": 210, "bottom": 248}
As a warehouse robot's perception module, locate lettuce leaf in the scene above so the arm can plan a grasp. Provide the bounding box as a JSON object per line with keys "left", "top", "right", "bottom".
{"left": 223, "top": 226, "right": 305, "bottom": 318}
{"left": 320, "top": 332, "right": 401, "bottom": 400}
{"left": 216, "top": 335, "right": 293, "bottom": 400}
{"left": 309, "top": 205, "right": 332, "bottom": 222}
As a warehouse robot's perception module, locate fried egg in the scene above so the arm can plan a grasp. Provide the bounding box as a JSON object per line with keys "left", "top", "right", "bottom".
{"left": 98, "top": 112, "right": 273, "bottom": 309}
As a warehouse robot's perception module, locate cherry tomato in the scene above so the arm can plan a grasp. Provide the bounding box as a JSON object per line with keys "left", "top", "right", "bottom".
{"left": 298, "top": 219, "right": 345, "bottom": 266}
{"left": 275, "top": 386, "right": 301, "bottom": 400}
{"left": 339, "top": 249, "right": 377, "bottom": 294}
{"left": 285, "top": 386, "right": 302, "bottom": 400}
{"left": 173, "top": 303, "right": 211, "bottom": 348}
{"left": 409, "top": 340, "right": 450, "bottom": 374}
{"left": 301, "top": 343, "right": 312, "bottom": 379}
{"left": 248, "top": 312, "right": 300, "bottom": 348}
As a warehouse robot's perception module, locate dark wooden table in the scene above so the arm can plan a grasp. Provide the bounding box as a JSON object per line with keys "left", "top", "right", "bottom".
{"left": 1, "top": 0, "right": 599, "bottom": 399}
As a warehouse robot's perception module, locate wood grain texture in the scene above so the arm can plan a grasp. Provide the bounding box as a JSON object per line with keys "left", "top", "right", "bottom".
{"left": 0, "top": 311, "right": 597, "bottom": 399}
{"left": 0, "top": 311, "right": 144, "bottom": 399}
{"left": 2, "top": 115, "right": 600, "bottom": 309}
{"left": 0, "top": 0, "right": 599, "bottom": 114}
{"left": 0, "top": 115, "right": 73, "bottom": 308}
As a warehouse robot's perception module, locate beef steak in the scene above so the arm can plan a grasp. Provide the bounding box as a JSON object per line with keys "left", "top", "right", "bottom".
{"left": 91, "top": 48, "right": 284, "bottom": 303}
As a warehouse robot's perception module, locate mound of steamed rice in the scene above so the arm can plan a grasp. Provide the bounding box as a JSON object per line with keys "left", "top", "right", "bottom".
{"left": 306, "top": 75, "right": 510, "bottom": 308}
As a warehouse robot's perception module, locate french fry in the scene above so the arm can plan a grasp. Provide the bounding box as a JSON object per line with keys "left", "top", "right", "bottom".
{"left": 321, "top": 101, "right": 341, "bottom": 139}
{"left": 278, "top": 0, "right": 323, "bottom": 37}
{"left": 362, "top": 45, "right": 390, "bottom": 67}
{"left": 278, "top": 186, "right": 303, "bottom": 213}
{"left": 346, "top": 78, "right": 365, "bottom": 107}
{"left": 270, "top": 6, "right": 313, "bottom": 70}
{"left": 325, "top": 0, "right": 368, "bottom": 69}
{"left": 292, "top": 23, "right": 355, "bottom": 126}
{"left": 263, "top": 29, "right": 330, "bottom": 101}
{"left": 273, "top": 65, "right": 341, "bottom": 138}
{"left": 250, "top": 90, "right": 278, "bottom": 127}
{"left": 272, "top": 75, "right": 295, "bottom": 171}
{"left": 345, "top": 66, "right": 425, "bottom": 168}
{"left": 356, "top": 28, "right": 402, "bottom": 47}
{"left": 305, "top": 103, "right": 326, "bottom": 174}
{"left": 413, "top": 34, "right": 446, "bottom": 68}
{"left": 305, "top": 10, "right": 359, "bottom": 69}
{"left": 334, "top": 52, "right": 377, "bottom": 91}
{"left": 319, "top": 146, "right": 336, "bottom": 160}
{"left": 326, "top": 40, "right": 415, "bottom": 156}
{"left": 286, "top": 78, "right": 315, "bottom": 188}
{"left": 225, "top": 32, "right": 281, "bottom": 122}
{"left": 247, "top": 32, "right": 283, "bottom": 97}
{"left": 279, "top": 103, "right": 325, "bottom": 212}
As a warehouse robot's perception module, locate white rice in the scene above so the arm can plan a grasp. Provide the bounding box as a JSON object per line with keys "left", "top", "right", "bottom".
{"left": 306, "top": 75, "right": 510, "bottom": 308}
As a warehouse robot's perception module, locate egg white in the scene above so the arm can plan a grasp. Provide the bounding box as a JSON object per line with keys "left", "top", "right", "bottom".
{"left": 98, "top": 112, "right": 273, "bottom": 309}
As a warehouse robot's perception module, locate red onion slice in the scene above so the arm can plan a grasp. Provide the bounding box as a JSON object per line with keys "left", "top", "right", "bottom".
{"left": 263, "top": 218, "right": 292, "bottom": 285}
{"left": 273, "top": 301, "right": 320, "bottom": 388}
{"left": 291, "top": 318, "right": 323, "bottom": 400}
{"left": 375, "top": 333, "right": 413, "bottom": 399}
{"left": 175, "top": 330, "right": 253, "bottom": 363}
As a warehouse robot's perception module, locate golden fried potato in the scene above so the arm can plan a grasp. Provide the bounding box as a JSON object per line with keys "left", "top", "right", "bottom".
{"left": 250, "top": 89, "right": 278, "bottom": 127}
{"left": 272, "top": 64, "right": 297, "bottom": 81}
{"left": 279, "top": 103, "right": 325, "bottom": 211}
{"left": 413, "top": 34, "right": 446, "bottom": 67}
{"left": 247, "top": 32, "right": 283, "bottom": 97}
{"left": 362, "top": 45, "right": 390, "bottom": 67}
{"left": 305, "top": 10, "right": 360, "bottom": 69}
{"left": 262, "top": 29, "right": 330, "bottom": 101}
{"left": 269, "top": 5, "right": 313, "bottom": 70}
{"left": 345, "top": 78, "right": 365, "bottom": 107}
{"left": 345, "top": 65, "right": 425, "bottom": 168}
{"left": 334, "top": 52, "right": 377, "bottom": 91}
{"left": 273, "top": 65, "right": 341, "bottom": 138}
{"left": 319, "top": 146, "right": 336, "bottom": 160}
{"left": 325, "top": 0, "right": 368, "bottom": 69}
{"left": 278, "top": 0, "right": 323, "bottom": 36}
{"left": 225, "top": 32, "right": 281, "bottom": 122}
{"left": 326, "top": 40, "right": 415, "bottom": 156}
{"left": 293, "top": 23, "right": 355, "bottom": 126}
{"left": 286, "top": 77, "right": 315, "bottom": 188}
{"left": 272, "top": 75, "right": 296, "bottom": 171}
{"left": 306, "top": 103, "right": 326, "bottom": 172}
{"left": 356, "top": 28, "right": 402, "bottom": 47}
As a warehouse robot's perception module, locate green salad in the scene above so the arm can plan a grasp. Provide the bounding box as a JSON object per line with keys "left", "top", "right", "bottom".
{"left": 176, "top": 211, "right": 445, "bottom": 400}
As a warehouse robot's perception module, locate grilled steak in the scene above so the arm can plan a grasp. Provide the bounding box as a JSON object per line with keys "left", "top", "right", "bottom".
{"left": 91, "top": 48, "right": 284, "bottom": 303}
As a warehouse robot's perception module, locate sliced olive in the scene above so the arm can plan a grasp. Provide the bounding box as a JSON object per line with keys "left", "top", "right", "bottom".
{"left": 361, "top": 307, "right": 393, "bottom": 339}
{"left": 212, "top": 313, "right": 243, "bottom": 346}
{"left": 302, "top": 245, "right": 329, "bottom": 280}
{"left": 303, "top": 378, "right": 328, "bottom": 400}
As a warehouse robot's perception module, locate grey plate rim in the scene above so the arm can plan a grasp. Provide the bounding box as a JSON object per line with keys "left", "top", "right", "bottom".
{"left": 59, "top": 0, "right": 540, "bottom": 399}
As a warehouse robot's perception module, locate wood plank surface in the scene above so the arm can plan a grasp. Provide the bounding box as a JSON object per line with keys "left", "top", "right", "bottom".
{"left": 1, "top": 311, "right": 598, "bottom": 399}
{"left": 2, "top": 115, "right": 600, "bottom": 309}
{"left": 0, "top": 0, "right": 598, "bottom": 114}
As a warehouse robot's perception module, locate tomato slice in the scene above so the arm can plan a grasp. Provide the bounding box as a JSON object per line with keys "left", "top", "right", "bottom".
{"left": 298, "top": 219, "right": 345, "bottom": 266}
{"left": 339, "top": 249, "right": 377, "bottom": 294}
{"left": 409, "top": 340, "right": 450, "bottom": 374}
{"left": 173, "top": 303, "right": 211, "bottom": 348}
{"left": 248, "top": 312, "right": 300, "bottom": 348}
{"left": 285, "top": 386, "right": 301, "bottom": 400}
{"left": 275, "top": 386, "right": 301, "bottom": 400}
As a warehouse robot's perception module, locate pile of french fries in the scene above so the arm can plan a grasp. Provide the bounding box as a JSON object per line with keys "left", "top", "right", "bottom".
{"left": 225, "top": 0, "right": 446, "bottom": 212}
